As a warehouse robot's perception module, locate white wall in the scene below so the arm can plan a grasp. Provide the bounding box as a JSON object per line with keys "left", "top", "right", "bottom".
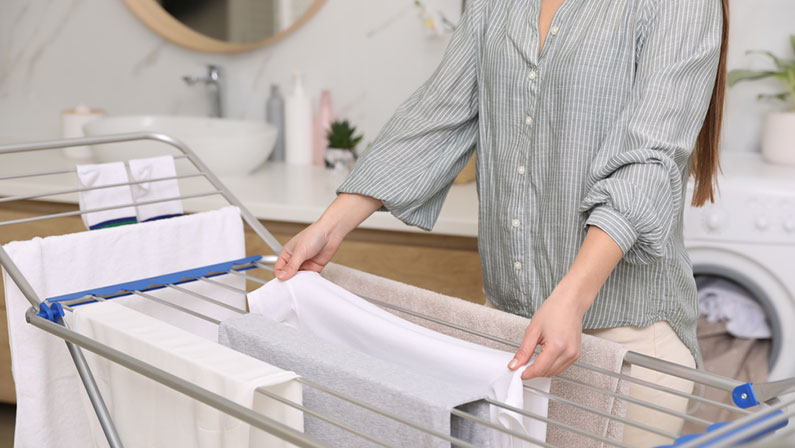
{"left": 723, "top": 0, "right": 795, "bottom": 153}
{"left": 0, "top": 0, "right": 792, "bottom": 153}
{"left": 0, "top": 0, "right": 461, "bottom": 146}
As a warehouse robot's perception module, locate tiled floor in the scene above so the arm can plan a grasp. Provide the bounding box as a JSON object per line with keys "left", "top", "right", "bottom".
{"left": 0, "top": 404, "right": 13, "bottom": 448}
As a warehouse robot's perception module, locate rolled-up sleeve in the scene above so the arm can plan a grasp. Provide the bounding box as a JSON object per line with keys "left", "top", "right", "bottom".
{"left": 579, "top": 0, "right": 723, "bottom": 264}
{"left": 335, "top": 0, "right": 486, "bottom": 231}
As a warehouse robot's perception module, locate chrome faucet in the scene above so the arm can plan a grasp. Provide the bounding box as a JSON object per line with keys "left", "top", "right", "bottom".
{"left": 183, "top": 64, "right": 224, "bottom": 118}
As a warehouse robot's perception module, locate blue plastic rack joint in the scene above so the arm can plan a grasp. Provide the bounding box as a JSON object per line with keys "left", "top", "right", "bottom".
{"left": 36, "top": 301, "right": 65, "bottom": 323}
{"left": 732, "top": 383, "right": 760, "bottom": 408}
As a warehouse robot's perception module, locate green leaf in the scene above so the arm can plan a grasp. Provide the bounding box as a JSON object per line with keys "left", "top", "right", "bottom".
{"left": 757, "top": 92, "right": 790, "bottom": 102}
{"left": 727, "top": 69, "right": 778, "bottom": 86}
{"left": 788, "top": 67, "right": 795, "bottom": 99}
{"left": 791, "top": 34, "right": 795, "bottom": 55}
{"left": 746, "top": 50, "right": 787, "bottom": 69}
{"left": 783, "top": 59, "right": 795, "bottom": 72}
{"left": 745, "top": 50, "right": 781, "bottom": 68}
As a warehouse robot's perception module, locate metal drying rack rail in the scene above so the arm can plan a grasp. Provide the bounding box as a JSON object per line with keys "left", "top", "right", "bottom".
{"left": 0, "top": 133, "right": 793, "bottom": 448}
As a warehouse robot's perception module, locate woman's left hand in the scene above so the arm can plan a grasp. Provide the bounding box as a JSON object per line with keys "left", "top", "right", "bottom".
{"left": 508, "top": 225, "right": 624, "bottom": 379}
{"left": 507, "top": 286, "right": 589, "bottom": 380}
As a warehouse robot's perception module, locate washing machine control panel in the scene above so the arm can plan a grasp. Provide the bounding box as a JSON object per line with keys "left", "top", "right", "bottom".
{"left": 685, "top": 180, "right": 795, "bottom": 243}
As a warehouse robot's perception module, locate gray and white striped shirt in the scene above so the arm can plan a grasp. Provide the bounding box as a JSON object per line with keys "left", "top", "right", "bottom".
{"left": 337, "top": 0, "right": 723, "bottom": 360}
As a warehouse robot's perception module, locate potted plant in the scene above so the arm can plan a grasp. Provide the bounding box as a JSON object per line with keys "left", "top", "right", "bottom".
{"left": 325, "top": 120, "right": 363, "bottom": 172}
{"left": 728, "top": 35, "right": 795, "bottom": 165}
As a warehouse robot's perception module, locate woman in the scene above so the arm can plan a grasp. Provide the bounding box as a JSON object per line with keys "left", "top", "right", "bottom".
{"left": 275, "top": 0, "right": 728, "bottom": 445}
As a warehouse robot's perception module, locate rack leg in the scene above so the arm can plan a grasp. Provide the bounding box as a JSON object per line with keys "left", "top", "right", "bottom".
{"left": 62, "top": 321, "right": 124, "bottom": 448}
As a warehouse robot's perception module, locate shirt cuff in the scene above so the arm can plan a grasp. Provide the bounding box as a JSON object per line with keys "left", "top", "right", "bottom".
{"left": 585, "top": 205, "right": 639, "bottom": 256}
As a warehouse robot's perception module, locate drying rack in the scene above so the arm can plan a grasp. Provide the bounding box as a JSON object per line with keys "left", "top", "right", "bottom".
{"left": 0, "top": 133, "right": 793, "bottom": 448}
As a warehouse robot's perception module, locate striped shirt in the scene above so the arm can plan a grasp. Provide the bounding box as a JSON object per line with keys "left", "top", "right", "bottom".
{"left": 336, "top": 0, "right": 723, "bottom": 360}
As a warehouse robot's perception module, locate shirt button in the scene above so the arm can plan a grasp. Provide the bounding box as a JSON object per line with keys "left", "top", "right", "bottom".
{"left": 528, "top": 70, "right": 537, "bottom": 80}
{"left": 525, "top": 116, "right": 533, "bottom": 126}
{"left": 517, "top": 165, "right": 526, "bottom": 175}
{"left": 511, "top": 219, "right": 521, "bottom": 228}
{"left": 550, "top": 26, "right": 560, "bottom": 36}
{"left": 514, "top": 261, "right": 522, "bottom": 270}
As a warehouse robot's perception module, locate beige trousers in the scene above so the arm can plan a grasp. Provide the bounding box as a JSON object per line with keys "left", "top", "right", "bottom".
{"left": 585, "top": 322, "right": 696, "bottom": 446}
{"left": 484, "top": 298, "right": 695, "bottom": 447}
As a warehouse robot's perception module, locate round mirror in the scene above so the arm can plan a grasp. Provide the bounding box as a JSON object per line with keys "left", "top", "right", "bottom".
{"left": 124, "top": 0, "right": 326, "bottom": 53}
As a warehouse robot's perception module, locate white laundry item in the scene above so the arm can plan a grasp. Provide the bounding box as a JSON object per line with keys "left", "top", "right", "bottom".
{"left": 76, "top": 162, "right": 138, "bottom": 229}
{"left": 127, "top": 156, "right": 184, "bottom": 222}
{"left": 2, "top": 206, "right": 246, "bottom": 448}
{"left": 248, "top": 271, "right": 551, "bottom": 448}
{"left": 697, "top": 276, "right": 771, "bottom": 339}
{"left": 71, "top": 301, "right": 303, "bottom": 448}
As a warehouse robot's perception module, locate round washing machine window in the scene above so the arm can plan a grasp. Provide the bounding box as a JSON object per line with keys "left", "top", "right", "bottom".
{"left": 688, "top": 247, "right": 795, "bottom": 381}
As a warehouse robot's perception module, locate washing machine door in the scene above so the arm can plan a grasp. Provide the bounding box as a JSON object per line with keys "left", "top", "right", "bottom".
{"left": 687, "top": 245, "right": 795, "bottom": 381}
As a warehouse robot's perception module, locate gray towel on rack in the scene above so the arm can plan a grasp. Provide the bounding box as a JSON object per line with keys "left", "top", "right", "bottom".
{"left": 321, "top": 262, "right": 631, "bottom": 448}
{"left": 219, "top": 313, "right": 494, "bottom": 448}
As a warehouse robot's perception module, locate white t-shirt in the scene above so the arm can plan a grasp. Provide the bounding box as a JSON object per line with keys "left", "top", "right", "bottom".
{"left": 248, "top": 271, "right": 551, "bottom": 447}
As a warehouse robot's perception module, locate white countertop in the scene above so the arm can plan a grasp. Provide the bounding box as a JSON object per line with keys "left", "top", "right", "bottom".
{"left": 0, "top": 148, "right": 479, "bottom": 237}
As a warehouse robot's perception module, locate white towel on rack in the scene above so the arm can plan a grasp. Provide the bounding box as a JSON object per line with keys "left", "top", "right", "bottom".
{"left": 76, "top": 161, "right": 138, "bottom": 230}
{"left": 2, "top": 206, "right": 246, "bottom": 448}
{"left": 72, "top": 301, "right": 303, "bottom": 448}
{"left": 128, "top": 156, "right": 184, "bottom": 222}
{"left": 248, "top": 271, "right": 551, "bottom": 448}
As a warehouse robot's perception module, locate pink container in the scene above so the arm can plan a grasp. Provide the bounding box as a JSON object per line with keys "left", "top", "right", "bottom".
{"left": 313, "top": 90, "right": 334, "bottom": 166}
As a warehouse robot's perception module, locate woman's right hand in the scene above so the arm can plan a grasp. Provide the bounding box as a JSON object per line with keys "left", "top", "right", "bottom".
{"left": 273, "top": 222, "right": 343, "bottom": 280}
{"left": 273, "top": 193, "right": 383, "bottom": 281}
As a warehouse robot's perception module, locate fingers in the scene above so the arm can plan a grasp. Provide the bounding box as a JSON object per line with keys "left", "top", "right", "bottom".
{"left": 273, "top": 249, "right": 289, "bottom": 273}
{"left": 300, "top": 259, "right": 326, "bottom": 273}
{"left": 554, "top": 342, "right": 581, "bottom": 374}
{"left": 274, "top": 251, "right": 325, "bottom": 280}
{"left": 278, "top": 247, "right": 307, "bottom": 280}
{"left": 508, "top": 327, "right": 539, "bottom": 371}
{"left": 520, "top": 341, "right": 580, "bottom": 380}
{"left": 273, "top": 237, "right": 305, "bottom": 280}
{"left": 520, "top": 344, "right": 556, "bottom": 380}
{"left": 272, "top": 247, "right": 291, "bottom": 279}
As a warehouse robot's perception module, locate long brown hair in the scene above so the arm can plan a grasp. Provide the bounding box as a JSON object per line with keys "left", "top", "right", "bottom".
{"left": 690, "top": 0, "right": 730, "bottom": 206}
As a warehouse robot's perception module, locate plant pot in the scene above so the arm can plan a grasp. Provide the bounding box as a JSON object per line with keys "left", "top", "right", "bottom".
{"left": 761, "top": 111, "right": 795, "bottom": 166}
{"left": 324, "top": 147, "right": 357, "bottom": 172}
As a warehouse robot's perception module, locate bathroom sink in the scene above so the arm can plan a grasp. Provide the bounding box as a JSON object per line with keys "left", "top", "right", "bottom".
{"left": 83, "top": 115, "right": 277, "bottom": 175}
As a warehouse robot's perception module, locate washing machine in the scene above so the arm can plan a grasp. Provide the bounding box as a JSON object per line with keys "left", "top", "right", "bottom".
{"left": 684, "top": 151, "right": 795, "bottom": 381}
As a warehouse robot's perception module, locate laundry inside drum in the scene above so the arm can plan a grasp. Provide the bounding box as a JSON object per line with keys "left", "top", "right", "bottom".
{"left": 681, "top": 274, "right": 774, "bottom": 434}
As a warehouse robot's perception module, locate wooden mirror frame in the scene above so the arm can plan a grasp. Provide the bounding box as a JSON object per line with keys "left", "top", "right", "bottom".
{"left": 124, "top": 0, "right": 326, "bottom": 53}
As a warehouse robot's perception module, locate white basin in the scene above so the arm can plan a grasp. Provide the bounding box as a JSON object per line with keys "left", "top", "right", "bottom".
{"left": 83, "top": 115, "right": 277, "bottom": 175}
